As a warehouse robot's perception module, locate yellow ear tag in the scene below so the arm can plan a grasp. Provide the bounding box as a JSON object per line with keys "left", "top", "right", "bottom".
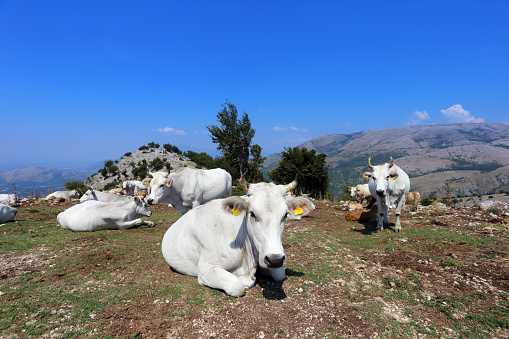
{"left": 232, "top": 207, "right": 241, "bottom": 216}
{"left": 294, "top": 206, "right": 304, "bottom": 215}
{"left": 391, "top": 176, "right": 396, "bottom": 180}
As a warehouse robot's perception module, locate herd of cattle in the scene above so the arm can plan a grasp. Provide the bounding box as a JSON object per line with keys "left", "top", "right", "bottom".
{"left": 0, "top": 158, "right": 420, "bottom": 296}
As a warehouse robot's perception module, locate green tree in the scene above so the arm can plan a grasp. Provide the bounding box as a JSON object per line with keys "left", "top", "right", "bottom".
{"left": 207, "top": 100, "right": 265, "bottom": 181}
{"left": 64, "top": 180, "right": 87, "bottom": 194}
{"left": 268, "top": 147, "right": 329, "bottom": 198}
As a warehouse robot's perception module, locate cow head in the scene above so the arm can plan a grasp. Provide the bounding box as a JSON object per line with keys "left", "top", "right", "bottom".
{"left": 146, "top": 172, "right": 172, "bottom": 204}
{"left": 224, "top": 179, "right": 312, "bottom": 270}
{"left": 79, "top": 189, "right": 95, "bottom": 203}
{"left": 363, "top": 157, "right": 399, "bottom": 198}
{"left": 132, "top": 196, "right": 152, "bottom": 217}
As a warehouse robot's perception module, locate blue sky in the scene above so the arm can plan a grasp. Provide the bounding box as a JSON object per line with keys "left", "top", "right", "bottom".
{"left": 1, "top": 0, "right": 508, "bottom": 169}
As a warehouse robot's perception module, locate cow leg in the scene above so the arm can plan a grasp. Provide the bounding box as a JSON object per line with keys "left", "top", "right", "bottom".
{"left": 393, "top": 197, "right": 405, "bottom": 232}
{"left": 366, "top": 197, "right": 376, "bottom": 210}
{"left": 117, "top": 218, "right": 155, "bottom": 230}
{"left": 117, "top": 218, "right": 145, "bottom": 230}
{"left": 197, "top": 262, "right": 246, "bottom": 297}
{"left": 375, "top": 200, "right": 384, "bottom": 232}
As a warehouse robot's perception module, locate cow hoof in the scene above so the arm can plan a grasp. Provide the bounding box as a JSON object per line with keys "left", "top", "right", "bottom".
{"left": 144, "top": 221, "right": 156, "bottom": 227}
{"left": 395, "top": 227, "right": 402, "bottom": 233}
{"left": 376, "top": 228, "right": 384, "bottom": 233}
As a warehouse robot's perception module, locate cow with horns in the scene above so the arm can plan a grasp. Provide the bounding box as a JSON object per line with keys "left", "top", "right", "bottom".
{"left": 364, "top": 157, "right": 410, "bottom": 232}
{"left": 160, "top": 178, "right": 314, "bottom": 297}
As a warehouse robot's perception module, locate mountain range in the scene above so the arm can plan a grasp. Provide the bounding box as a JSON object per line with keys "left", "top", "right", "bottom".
{"left": 290, "top": 122, "right": 509, "bottom": 198}
{"left": 2, "top": 123, "right": 508, "bottom": 199}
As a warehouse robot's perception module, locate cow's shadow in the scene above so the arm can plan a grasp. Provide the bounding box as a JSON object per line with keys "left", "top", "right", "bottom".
{"left": 255, "top": 268, "right": 304, "bottom": 300}
{"left": 352, "top": 221, "right": 397, "bottom": 235}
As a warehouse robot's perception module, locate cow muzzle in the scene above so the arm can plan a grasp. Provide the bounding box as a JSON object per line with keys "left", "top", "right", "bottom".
{"left": 147, "top": 198, "right": 154, "bottom": 205}
{"left": 264, "top": 254, "right": 286, "bottom": 269}
{"left": 376, "top": 189, "right": 386, "bottom": 197}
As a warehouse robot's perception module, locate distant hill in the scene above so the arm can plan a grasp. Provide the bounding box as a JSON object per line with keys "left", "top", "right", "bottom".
{"left": 0, "top": 166, "right": 92, "bottom": 197}
{"left": 264, "top": 123, "right": 509, "bottom": 198}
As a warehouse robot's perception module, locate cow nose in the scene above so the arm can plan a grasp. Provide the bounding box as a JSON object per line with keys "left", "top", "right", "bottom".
{"left": 376, "top": 190, "right": 385, "bottom": 197}
{"left": 264, "top": 254, "right": 286, "bottom": 268}
{"left": 147, "top": 198, "right": 153, "bottom": 205}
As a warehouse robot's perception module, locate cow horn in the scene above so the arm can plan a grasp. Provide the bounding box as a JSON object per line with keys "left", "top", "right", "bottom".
{"left": 240, "top": 177, "right": 249, "bottom": 193}
{"left": 367, "top": 157, "right": 374, "bottom": 169}
{"left": 389, "top": 156, "right": 394, "bottom": 168}
{"left": 285, "top": 178, "right": 298, "bottom": 192}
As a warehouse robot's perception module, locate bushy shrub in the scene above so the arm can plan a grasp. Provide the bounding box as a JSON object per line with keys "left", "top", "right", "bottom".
{"left": 124, "top": 152, "right": 132, "bottom": 157}
{"left": 148, "top": 142, "right": 160, "bottom": 148}
{"left": 108, "top": 165, "right": 119, "bottom": 174}
{"left": 64, "top": 180, "right": 87, "bottom": 194}
{"left": 139, "top": 145, "right": 149, "bottom": 151}
{"left": 104, "top": 160, "right": 114, "bottom": 168}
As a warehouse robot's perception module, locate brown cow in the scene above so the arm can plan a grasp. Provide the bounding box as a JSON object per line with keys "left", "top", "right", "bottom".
{"left": 405, "top": 191, "right": 420, "bottom": 207}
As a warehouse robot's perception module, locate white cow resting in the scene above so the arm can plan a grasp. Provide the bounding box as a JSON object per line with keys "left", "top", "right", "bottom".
{"left": 57, "top": 197, "right": 155, "bottom": 232}
{"left": 350, "top": 184, "right": 372, "bottom": 205}
{"left": 0, "top": 194, "right": 17, "bottom": 205}
{"left": 147, "top": 167, "right": 232, "bottom": 216}
{"left": 122, "top": 180, "right": 150, "bottom": 196}
{"left": 364, "top": 157, "right": 410, "bottom": 232}
{"left": 45, "top": 190, "right": 79, "bottom": 200}
{"left": 80, "top": 189, "right": 132, "bottom": 203}
{"left": 161, "top": 179, "right": 314, "bottom": 297}
{"left": 0, "top": 203, "right": 17, "bottom": 223}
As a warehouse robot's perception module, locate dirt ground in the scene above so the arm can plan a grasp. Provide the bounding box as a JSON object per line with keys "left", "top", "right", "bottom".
{"left": 2, "top": 197, "right": 509, "bottom": 338}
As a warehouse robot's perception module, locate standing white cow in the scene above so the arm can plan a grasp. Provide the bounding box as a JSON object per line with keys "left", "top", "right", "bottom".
{"left": 147, "top": 167, "right": 232, "bottom": 216}
{"left": 0, "top": 203, "right": 17, "bottom": 223}
{"left": 122, "top": 180, "right": 151, "bottom": 196}
{"left": 57, "top": 197, "right": 155, "bottom": 232}
{"left": 161, "top": 178, "right": 314, "bottom": 297}
{"left": 350, "top": 184, "right": 372, "bottom": 205}
{"left": 80, "top": 189, "right": 132, "bottom": 203}
{"left": 45, "top": 190, "right": 79, "bottom": 200}
{"left": 364, "top": 157, "right": 410, "bottom": 232}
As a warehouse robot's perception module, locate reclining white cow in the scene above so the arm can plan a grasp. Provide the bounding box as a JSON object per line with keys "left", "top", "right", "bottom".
{"left": 57, "top": 197, "right": 155, "bottom": 232}
{"left": 161, "top": 178, "right": 314, "bottom": 297}
{"left": 80, "top": 188, "right": 132, "bottom": 203}
{"left": 364, "top": 157, "right": 410, "bottom": 232}
{"left": 0, "top": 194, "right": 17, "bottom": 205}
{"left": 0, "top": 203, "right": 17, "bottom": 223}
{"left": 45, "top": 190, "right": 80, "bottom": 200}
{"left": 350, "top": 184, "right": 373, "bottom": 205}
{"left": 147, "top": 167, "right": 232, "bottom": 216}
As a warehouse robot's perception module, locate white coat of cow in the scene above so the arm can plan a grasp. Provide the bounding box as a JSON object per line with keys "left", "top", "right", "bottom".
{"left": 147, "top": 167, "right": 232, "bottom": 216}
{"left": 0, "top": 194, "right": 17, "bottom": 205}
{"left": 122, "top": 180, "right": 151, "bottom": 196}
{"left": 364, "top": 157, "right": 410, "bottom": 232}
{"left": 45, "top": 190, "right": 79, "bottom": 200}
{"left": 80, "top": 189, "right": 132, "bottom": 203}
{"left": 57, "top": 197, "right": 155, "bottom": 232}
{"left": 161, "top": 179, "right": 314, "bottom": 297}
{"left": 0, "top": 203, "right": 17, "bottom": 223}
{"left": 350, "top": 184, "right": 372, "bottom": 205}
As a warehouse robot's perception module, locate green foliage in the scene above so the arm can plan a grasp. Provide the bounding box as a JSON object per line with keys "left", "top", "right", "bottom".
{"left": 124, "top": 152, "right": 132, "bottom": 157}
{"left": 98, "top": 168, "right": 107, "bottom": 178}
{"left": 139, "top": 145, "right": 149, "bottom": 151}
{"left": 64, "top": 180, "right": 86, "bottom": 194}
{"left": 421, "top": 197, "right": 438, "bottom": 206}
{"left": 207, "top": 99, "right": 265, "bottom": 182}
{"left": 268, "top": 146, "right": 329, "bottom": 198}
{"left": 107, "top": 165, "right": 118, "bottom": 174}
{"left": 147, "top": 142, "right": 160, "bottom": 148}
{"left": 103, "top": 180, "right": 119, "bottom": 191}
{"left": 104, "top": 160, "right": 114, "bottom": 168}
{"left": 163, "top": 143, "right": 182, "bottom": 155}
{"left": 184, "top": 151, "right": 219, "bottom": 169}
{"left": 132, "top": 161, "right": 148, "bottom": 180}
{"left": 149, "top": 157, "right": 167, "bottom": 172}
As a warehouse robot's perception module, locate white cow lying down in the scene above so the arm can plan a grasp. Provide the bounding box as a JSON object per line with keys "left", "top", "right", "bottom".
{"left": 80, "top": 189, "right": 132, "bottom": 203}
{"left": 161, "top": 179, "right": 314, "bottom": 297}
{"left": 57, "top": 197, "right": 155, "bottom": 232}
{"left": 0, "top": 203, "right": 17, "bottom": 223}
{"left": 45, "top": 190, "right": 79, "bottom": 200}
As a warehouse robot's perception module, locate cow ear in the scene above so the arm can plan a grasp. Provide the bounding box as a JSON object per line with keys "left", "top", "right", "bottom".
{"left": 165, "top": 178, "right": 173, "bottom": 188}
{"left": 223, "top": 197, "right": 248, "bottom": 216}
{"left": 363, "top": 172, "right": 372, "bottom": 180}
{"left": 389, "top": 173, "right": 399, "bottom": 180}
{"left": 286, "top": 197, "right": 314, "bottom": 219}
{"left": 133, "top": 196, "right": 140, "bottom": 202}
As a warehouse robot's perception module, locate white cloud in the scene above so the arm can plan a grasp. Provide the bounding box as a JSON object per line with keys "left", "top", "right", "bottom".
{"left": 440, "top": 104, "right": 484, "bottom": 123}
{"left": 406, "top": 110, "right": 431, "bottom": 126}
{"left": 273, "top": 126, "right": 308, "bottom": 132}
{"left": 157, "top": 127, "right": 187, "bottom": 135}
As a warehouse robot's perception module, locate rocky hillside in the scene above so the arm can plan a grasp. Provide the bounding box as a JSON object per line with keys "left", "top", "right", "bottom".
{"left": 266, "top": 123, "right": 509, "bottom": 198}
{"left": 84, "top": 148, "right": 196, "bottom": 190}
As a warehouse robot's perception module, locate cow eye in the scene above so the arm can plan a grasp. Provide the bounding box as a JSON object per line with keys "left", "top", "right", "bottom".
{"left": 250, "top": 211, "right": 258, "bottom": 221}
